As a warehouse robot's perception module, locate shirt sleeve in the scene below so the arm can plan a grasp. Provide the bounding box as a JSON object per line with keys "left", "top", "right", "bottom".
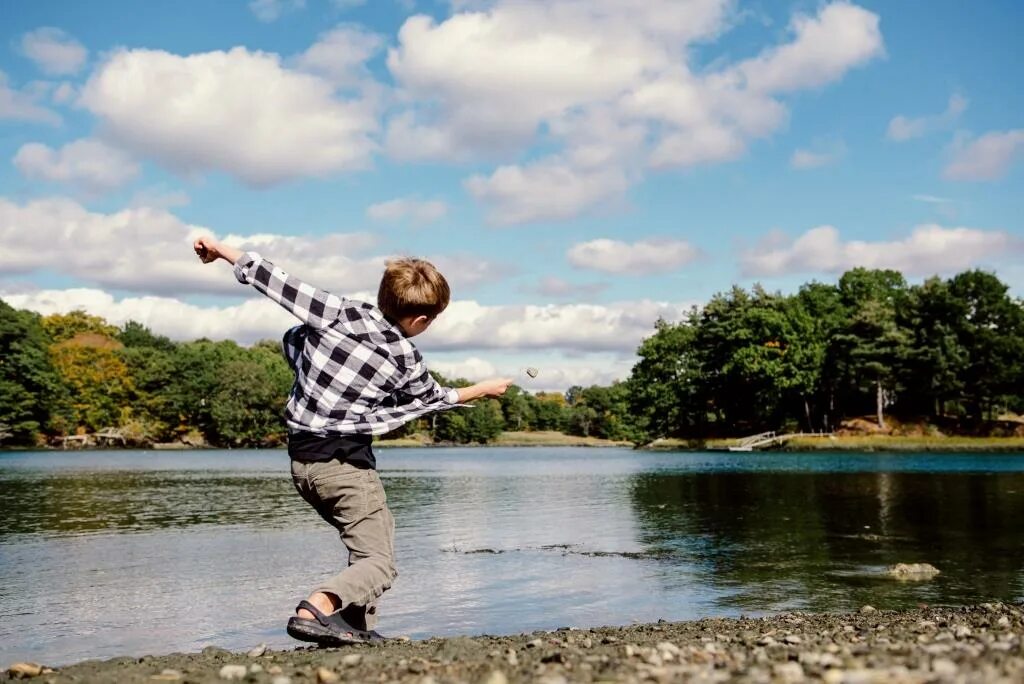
{"left": 400, "top": 356, "right": 460, "bottom": 406}
{"left": 233, "top": 251, "right": 349, "bottom": 329}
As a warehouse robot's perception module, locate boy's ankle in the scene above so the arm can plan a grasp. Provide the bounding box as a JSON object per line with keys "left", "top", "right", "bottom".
{"left": 297, "top": 591, "right": 341, "bottom": 619}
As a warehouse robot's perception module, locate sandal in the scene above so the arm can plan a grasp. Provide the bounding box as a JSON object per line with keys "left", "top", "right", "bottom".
{"left": 286, "top": 600, "right": 380, "bottom": 646}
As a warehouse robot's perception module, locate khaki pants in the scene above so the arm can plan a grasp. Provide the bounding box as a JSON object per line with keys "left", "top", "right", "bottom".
{"left": 290, "top": 459, "right": 397, "bottom": 631}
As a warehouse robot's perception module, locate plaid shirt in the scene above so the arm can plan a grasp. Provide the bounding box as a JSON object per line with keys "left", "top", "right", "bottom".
{"left": 233, "top": 251, "right": 462, "bottom": 436}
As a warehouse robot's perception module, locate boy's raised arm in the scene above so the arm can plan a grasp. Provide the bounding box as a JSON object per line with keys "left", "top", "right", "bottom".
{"left": 194, "top": 236, "right": 347, "bottom": 329}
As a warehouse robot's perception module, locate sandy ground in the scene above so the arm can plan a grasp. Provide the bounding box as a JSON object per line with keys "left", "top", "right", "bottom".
{"left": 4, "top": 603, "right": 1022, "bottom": 683}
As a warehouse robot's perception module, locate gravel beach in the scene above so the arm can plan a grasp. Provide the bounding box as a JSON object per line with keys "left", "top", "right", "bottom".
{"left": 5, "top": 603, "right": 1021, "bottom": 683}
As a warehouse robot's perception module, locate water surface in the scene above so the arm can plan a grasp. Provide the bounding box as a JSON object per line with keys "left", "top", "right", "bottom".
{"left": 1, "top": 447, "right": 1022, "bottom": 666}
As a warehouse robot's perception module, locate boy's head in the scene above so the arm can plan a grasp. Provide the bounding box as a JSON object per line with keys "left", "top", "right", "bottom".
{"left": 377, "top": 257, "right": 450, "bottom": 337}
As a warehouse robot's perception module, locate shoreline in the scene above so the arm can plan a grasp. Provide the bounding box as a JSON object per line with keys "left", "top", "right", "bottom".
{"left": 4, "top": 433, "right": 1024, "bottom": 454}
{"left": 5, "top": 603, "right": 1021, "bottom": 683}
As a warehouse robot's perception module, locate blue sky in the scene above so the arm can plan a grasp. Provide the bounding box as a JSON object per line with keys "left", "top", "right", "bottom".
{"left": 0, "top": 0, "right": 1021, "bottom": 389}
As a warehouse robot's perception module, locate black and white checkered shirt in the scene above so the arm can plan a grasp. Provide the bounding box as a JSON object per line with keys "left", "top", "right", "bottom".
{"left": 233, "top": 251, "right": 461, "bottom": 436}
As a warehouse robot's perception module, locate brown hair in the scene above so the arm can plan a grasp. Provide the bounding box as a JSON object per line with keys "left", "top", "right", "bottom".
{"left": 377, "top": 257, "right": 451, "bottom": 322}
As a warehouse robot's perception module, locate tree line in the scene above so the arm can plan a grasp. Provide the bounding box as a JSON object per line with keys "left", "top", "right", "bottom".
{"left": 1, "top": 266, "right": 1022, "bottom": 448}
{"left": 628, "top": 268, "right": 1024, "bottom": 440}
{"left": 0, "top": 302, "right": 628, "bottom": 447}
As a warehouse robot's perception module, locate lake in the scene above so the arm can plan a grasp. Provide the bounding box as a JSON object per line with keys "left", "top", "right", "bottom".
{"left": 1, "top": 447, "right": 1022, "bottom": 666}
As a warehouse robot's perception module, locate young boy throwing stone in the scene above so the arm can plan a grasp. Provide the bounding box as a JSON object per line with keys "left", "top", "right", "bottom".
{"left": 194, "top": 237, "right": 511, "bottom": 645}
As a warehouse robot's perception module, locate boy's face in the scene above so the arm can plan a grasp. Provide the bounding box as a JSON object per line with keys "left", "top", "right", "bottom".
{"left": 399, "top": 314, "right": 434, "bottom": 338}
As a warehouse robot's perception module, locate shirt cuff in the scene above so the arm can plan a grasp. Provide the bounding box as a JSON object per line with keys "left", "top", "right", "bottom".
{"left": 232, "top": 251, "right": 259, "bottom": 285}
{"left": 444, "top": 387, "right": 460, "bottom": 404}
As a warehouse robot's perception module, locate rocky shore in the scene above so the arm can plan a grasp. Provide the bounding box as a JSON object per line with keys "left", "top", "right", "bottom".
{"left": 5, "top": 603, "right": 1022, "bottom": 683}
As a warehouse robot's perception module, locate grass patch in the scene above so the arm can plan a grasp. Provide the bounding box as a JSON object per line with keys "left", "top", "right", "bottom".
{"left": 494, "top": 431, "right": 632, "bottom": 447}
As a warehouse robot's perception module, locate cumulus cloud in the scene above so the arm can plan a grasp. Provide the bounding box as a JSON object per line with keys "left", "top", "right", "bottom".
{"left": 0, "top": 70, "right": 60, "bottom": 124}
{"left": 741, "top": 224, "right": 1017, "bottom": 277}
{"left": 20, "top": 27, "right": 88, "bottom": 75}
{"left": 429, "top": 353, "right": 634, "bottom": 390}
{"left": 790, "top": 141, "right": 846, "bottom": 169}
{"left": 294, "top": 24, "right": 384, "bottom": 87}
{"left": 385, "top": 1, "right": 882, "bottom": 223}
{"left": 2, "top": 285, "right": 691, "bottom": 356}
{"left": 13, "top": 138, "right": 140, "bottom": 193}
{"left": 0, "top": 196, "right": 497, "bottom": 297}
{"left": 728, "top": 2, "right": 883, "bottom": 93}
{"left": 568, "top": 238, "right": 699, "bottom": 275}
{"left": 887, "top": 94, "right": 967, "bottom": 141}
{"left": 78, "top": 47, "right": 379, "bottom": 186}
{"left": 465, "top": 160, "right": 628, "bottom": 225}
{"left": 249, "top": 0, "right": 305, "bottom": 22}
{"left": 944, "top": 129, "right": 1024, "bottom": 181}
{"left": 367, "top": 197, "right": 447, "bottom": 223}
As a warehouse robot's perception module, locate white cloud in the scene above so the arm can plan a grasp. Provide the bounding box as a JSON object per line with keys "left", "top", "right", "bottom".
{"left": 944, "top": 129, "right": 1024, "bottom": 181}
{"left": 568, "top": 238, "right": 699, "bottom": 275}
{"left": 295, "top": 24, "right": 384, "bottom": 87}
{"left": 367, "top": 197, "right": 447, "bottom": 223}
{"left": 0, "top": 196, "right": 384, "bottom": 297}
{"left": 20, "top": 27, "right": 88, "bottom": 75}
{"left": 428, "top": 353, "right": 634, "bottom": 390}
{"left": 13, "top": 138, "right": 140, "bottom": 193}
{"left": 466, "top": 160, "right": 628, "bottom": 225}
{"left": 887, "top": 94, "right": 967, "bottom": 141}
{"left": 78, "top": 47, "right": 379, "bottom": 186}
{"left": 386, "top": 1, "right": 882, "bottom": 223}
{"left": 790, "top": 141, "right": 845, "bottom": 169}
{"left": 51, "top": 82, "right": 76, "bottom": 104}
{"left": 0, "top": 196, "right": 498, "bottom": 297}
{"left": 741, "top": 224, "right": 1017, "bottom": 277}
{"left": 2, "top": 285, "right": 692, "bottom": 356}
{"left": 249, "top": 0, "right": 305, "bottom": 22}
{"left": 728, "top": 1, "right": 883, "bottom": 93}
{"left": 0, "top": 70, "right": 60, "bottom": 124}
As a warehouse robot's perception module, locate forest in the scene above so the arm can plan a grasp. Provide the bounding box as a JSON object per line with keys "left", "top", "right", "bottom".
{"left": 1, "top": 267, "right": 1022, "bottom": 448}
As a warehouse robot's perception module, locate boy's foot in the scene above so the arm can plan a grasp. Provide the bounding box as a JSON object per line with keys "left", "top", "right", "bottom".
{"left": 287, "top": 600, "right": 380, "bottom": 646}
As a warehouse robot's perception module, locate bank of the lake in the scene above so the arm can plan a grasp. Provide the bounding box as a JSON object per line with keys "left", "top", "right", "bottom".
{"left": 6, "top": 603, "right": 1022, "bottom": 683}
{"left": 646, "top": 435, "right": 1024, "bottom": 453}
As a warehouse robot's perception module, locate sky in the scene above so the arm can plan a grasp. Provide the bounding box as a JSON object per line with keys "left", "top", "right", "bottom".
{"left": 0, "top": 0, "right": 1021, "bottom": 390}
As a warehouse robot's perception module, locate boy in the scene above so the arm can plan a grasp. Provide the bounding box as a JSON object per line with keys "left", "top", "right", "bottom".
{"left": 193, "top": 237, "right": 511, "bottom": 645}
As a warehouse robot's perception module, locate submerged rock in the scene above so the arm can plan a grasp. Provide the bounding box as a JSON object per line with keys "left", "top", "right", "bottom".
{"left": 887, "top": 563, "right": 941, "bottom": 579}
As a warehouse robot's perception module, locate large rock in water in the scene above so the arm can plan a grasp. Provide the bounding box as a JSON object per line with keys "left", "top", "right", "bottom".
{"left": 887, "top": 562, "right": 940, "bottom": 579}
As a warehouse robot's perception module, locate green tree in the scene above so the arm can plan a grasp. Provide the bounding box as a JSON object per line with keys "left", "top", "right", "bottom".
{"left": 947, "top": 270, "right": 1024, "bottom": 422}
{"left": 628, "top": 316, "right": 702, "bottom": 441}
{"left": 209, "top": 342, "right": 293, "bottom": 446}
{"left": 0, "top": 301, "right": 62, "bottom": 443}
{"left": 831, "top": 269, "right": 910, "bottom": 428}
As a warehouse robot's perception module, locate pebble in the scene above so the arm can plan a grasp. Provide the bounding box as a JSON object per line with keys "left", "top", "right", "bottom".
{"left": 341, "top": 654, "right": 362, "bottom": 666}
{"left": 996, "top": 616, "right": 1011, "bottom": 628}
{"left": 932, "top": 658, "right": 958, "bottom": 677}
{"left": 268, "top": 665, "right": 283, "bottom": 674}
{"left": 315, "top": 666, "right": 339, "bottom": 683}
{"left": 249, "top": 663, "right": 263, "bottom": 674}
{"left": 773, "top": 661, "right": 805, "bottom": 682}
{"left": 784, "top": 634, "right": 803, "bottom": 645}
{"left": 149, "top": 670, "right": 181, "bottom": 681}
{"left": 526, "top": 638, "right": 544, "bottom": 648}
{"left": 860, "top": 605, "right": 877, "bottom": 614}
{"left": 483, "top": 670, "right": 508, "bottom": 684}
{"left": 506, "top": 649, "right": 519, "bottom": 666}
{"left": 581, "top": 637, "right": 593, "bottom": 648}
{"left": 954, "top": 625, "right": 972, "bottom": 639}
{"left": 218, "top": 664, "right": 247, "bottom": 680}
{"left": 271, "top": 677, "right": 291, "bottom": 684}
{"left": 247, "top": 643, "right": 268, "bottom": 658}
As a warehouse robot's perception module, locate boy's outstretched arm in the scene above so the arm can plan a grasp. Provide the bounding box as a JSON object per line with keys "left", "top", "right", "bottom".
{"left": 194, "top": 236, "right": 346, "bottom": 329}
{"left": 402, "top": 357, "right": 511, "bottom": 407}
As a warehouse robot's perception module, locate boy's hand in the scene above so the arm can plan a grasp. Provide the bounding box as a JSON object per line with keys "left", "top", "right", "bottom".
{"left": 193, "top": 237, "right": 243, "bottom": 265}
{"left": 479, "top": 378, "right": 513, "bottom": 397}
{"left": 194, "top": 237, "right": 221, "bottom": 263}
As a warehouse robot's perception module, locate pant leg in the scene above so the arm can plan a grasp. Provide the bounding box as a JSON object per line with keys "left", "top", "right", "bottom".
{"left": 291, "top": 460, "right": 397, "bottom": 623}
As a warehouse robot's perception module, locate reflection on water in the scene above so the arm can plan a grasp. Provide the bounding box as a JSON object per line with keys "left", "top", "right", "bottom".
{"left": 1, "top": 448, "right": 1022, "bottom": 666}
